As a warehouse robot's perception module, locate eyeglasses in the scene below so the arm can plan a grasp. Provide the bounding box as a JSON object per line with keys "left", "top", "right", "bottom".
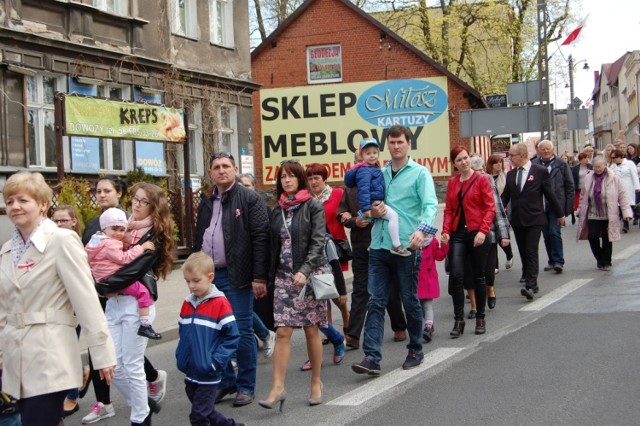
{"left": 210, "top": 152, "right": 233, "bottom": 161}
{"left": 280, "top": 159, "right": 300, "bottom": 166}
{"left": 53, "top": 219, "right": 72, "bottom": 224}
{"left": 132, "top": 197, "right": 150, "bottom": 207}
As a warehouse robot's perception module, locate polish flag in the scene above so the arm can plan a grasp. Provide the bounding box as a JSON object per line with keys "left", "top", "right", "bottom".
{"left": 561, "top": 16, "right": 588, "bottom": 46}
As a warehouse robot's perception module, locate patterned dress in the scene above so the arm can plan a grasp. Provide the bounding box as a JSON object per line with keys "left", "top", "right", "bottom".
{"left": 273, "top": 208, "right": 328, "bottom": 328}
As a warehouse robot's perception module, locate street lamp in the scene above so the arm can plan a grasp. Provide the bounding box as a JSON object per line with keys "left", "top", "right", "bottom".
{"left": 568, "top": 54, "right": 590, "bottom": 152}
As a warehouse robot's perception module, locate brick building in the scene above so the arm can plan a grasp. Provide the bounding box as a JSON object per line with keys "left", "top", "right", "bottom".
{"left": 250, "top": 0, "right": 488, "bottom": 193}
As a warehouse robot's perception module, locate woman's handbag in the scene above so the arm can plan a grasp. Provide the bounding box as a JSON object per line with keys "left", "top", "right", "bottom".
{"left": 309, "top": 273, "right": 339, "bottom": 300}
{"left": 334, "top": 239, "right": 353, "bottom": 262}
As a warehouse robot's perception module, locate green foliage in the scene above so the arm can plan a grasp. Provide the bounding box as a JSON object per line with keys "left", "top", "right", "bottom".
{"left": 55, "top": 177, "right": 101, "bottom": 230}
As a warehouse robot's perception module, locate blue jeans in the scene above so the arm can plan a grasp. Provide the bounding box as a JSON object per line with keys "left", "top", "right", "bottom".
{"left": 542, "top": 210, "right": 564, "bottom": 266}
{"left": 215, "top": 269, "right": 256, "bottom": 394}
{"left": 320, "top": 322, "right": 344, "bottom": 346}
{"left": 253, "top": 312, "right": 269, "bottom": 341}
{"left": 362, "top": 249, "right": 423, "bottom": 364}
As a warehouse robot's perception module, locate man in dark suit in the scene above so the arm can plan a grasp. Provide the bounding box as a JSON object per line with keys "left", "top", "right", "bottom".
{"left": 502, "top": 143, "right": 565, "bottom": 300}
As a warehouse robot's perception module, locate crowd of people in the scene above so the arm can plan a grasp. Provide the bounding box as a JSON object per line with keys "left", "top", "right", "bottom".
{"left": 1, "top": 125, "right": 637, "bottom": 425}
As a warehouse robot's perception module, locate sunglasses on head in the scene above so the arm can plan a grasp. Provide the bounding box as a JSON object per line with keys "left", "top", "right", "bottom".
{"left": 210, "top": 152, "right": 233, "bottom": 161}
{"left": 280, "top": 159, "right": 301, "bottom": 166}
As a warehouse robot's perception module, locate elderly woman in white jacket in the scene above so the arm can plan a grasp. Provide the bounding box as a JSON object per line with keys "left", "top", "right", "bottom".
{"left": 0, "top": 172, "right": 116, "bottom": 426}
{"left": 609, "top": 149, "right": 640, "bottom": 233}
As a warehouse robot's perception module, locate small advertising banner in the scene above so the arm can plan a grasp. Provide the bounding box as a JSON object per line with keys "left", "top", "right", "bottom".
{"left": 307, "top": 44, "right": 342, "bottom": 84}
{"left": 64, "top": 95, "right": 186, "bottom": 143}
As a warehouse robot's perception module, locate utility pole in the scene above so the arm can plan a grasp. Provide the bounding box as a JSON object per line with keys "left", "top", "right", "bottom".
{"left": 537, "top": 0, "right": 552, "bottom": 141}
{"left": 568, "top": 54, "right": 577, "bottom": 152}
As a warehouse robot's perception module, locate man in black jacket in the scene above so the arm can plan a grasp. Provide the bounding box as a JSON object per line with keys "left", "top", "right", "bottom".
{"left": 532, "top": 140, "right": 575, "bottom": 273}
{"left": 193, "top": 152, "right": 270, "bottom": 407}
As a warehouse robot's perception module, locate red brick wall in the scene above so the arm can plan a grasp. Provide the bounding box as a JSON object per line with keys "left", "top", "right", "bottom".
{"left": 251, "top": 0, "right": 476, "bottom": 188}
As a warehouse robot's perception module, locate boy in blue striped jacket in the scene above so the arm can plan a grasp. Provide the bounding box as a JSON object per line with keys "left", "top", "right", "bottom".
{"left": 176, "top": 252, "right": 243, "bottom": 426}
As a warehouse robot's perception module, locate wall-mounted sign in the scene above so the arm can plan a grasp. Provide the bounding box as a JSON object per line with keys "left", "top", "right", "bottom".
{"left": 491, "top": 135, "right": 511, "bottom": 152}
{"left": 485, "top": 94, "right": 508, "bottom": 108}
{"left": 64, "top": 96, "right": 186, "bottom": 143}
{"left": 260, "top": 77, "right": 450, "bottom": 183}
{"left": 71, "top": 137, "right": 100, "bottom": 172}
{"left": 135, "top": 141, "right": 166, "bottom": 175}
{"left": 307, "top": 44, "right": 342, "bottom": 84}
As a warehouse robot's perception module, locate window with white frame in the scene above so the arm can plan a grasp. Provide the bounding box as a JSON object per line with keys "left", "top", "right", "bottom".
{"left": 171, "top": 0, "right": 199, "bottom": 39}
{"left": 93, "top": 0, "right": 128, "bottom": 15}
{"left": 209, "top": 0, "right": 234, "bottom": 47}
{"left": 27, "top": 74, "right": 65, "bottom": 168}
{"left": 177, "top": 101, "right": 204, "bottom": 177}
{"left": 216, "top": 106, "right": 237, "bottom": 157}
{"left": 98, "top": 85, "right": 133, "bottom": 171}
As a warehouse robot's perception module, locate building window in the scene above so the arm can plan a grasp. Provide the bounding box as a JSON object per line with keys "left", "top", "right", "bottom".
{"left": 177, "top": 101, "right": 204, "bottom": 177}
{"left": 98, "top": 85, "right": 132, "bottom": 171}
{"left": 209, "top": 0, "right": 234, "bottom": 47}
{"left": 27, "top": 74, "right": 64, "bottom": 168}
{"left": 93, "top": 0, "right": 128, "bottom": 15}
{"left": 171, "top": 0, "right": 199, "bottom": 39}
{"left": 217, "top": 106, "right": 236, "bottom": 154}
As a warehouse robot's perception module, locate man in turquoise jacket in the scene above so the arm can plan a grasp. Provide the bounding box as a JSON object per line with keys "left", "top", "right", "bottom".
{"left": 352, "top": 125, "right": 438, "bottom": 375}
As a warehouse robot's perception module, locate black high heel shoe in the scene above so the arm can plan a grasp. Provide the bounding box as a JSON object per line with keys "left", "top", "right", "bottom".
{"left": 450, "top": 320, "right": 465, "bottom": 338}
{"left": 487, "top": 296, "right": 496, "bottom": 309}
{"left": 258, "top": 390, "right": 287, "bottom": 412}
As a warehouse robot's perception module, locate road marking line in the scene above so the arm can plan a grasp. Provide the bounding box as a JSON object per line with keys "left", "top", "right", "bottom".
{"left": 519, "top": 278, "right": 592, "bottom": 312}
{"left": 613, "top": 244, "right": 640, "bottom": 260}
{"left": 327, "top": 347, "right": 464, "bottom": 406}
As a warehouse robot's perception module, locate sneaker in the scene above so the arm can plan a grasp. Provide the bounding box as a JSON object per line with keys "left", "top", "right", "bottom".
{"left": 148, "top": 370, "right": 167, "bottom": 403}
{"left": 543, "top": 264, "right": 554, "bottom": 271}
{"left": 521, "top": 287, "right": 534, "bottom": 300}
{"left": 391, "top": 245, "right": 412, "bottom": 257}
{"left": 494, "top": 268, "right": 499, "bottom": 275}
{"left": 333, "top": 342, "right": 345, "bottom": 365}
{"left": 82, "top": 402, "right": 115, "bottom": 424}
{"left": 423, "top": 325, "right": 434, "bottom": 343}
{"left": 351, "top": 358, "right": 381, "bottom": 376}
{"left": 300, "top": 359, "right": 312, "bottom": 371}
{"left": 602, "top": 265, "right": 612, "bottom": 271}
{"left": 505, "top": 258, "right": 513, "bottom": 269}
{"left": 402, "top": 350, "right": 425, "bottom": 370}
{"left": 263, "top": 330, "right": 276, "bottom": 359}
{"left": 137, "top": 324, "right": 162, "bottom": 340}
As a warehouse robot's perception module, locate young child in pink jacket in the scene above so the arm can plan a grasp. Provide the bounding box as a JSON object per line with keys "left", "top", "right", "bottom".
{"left": 85, "top": 208, "right": 160, "bottom": 339}
{"left": 418, "top": 236, "right": 449, "bottom": 342}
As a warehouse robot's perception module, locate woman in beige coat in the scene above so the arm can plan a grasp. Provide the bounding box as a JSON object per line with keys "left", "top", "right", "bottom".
{"left": 577, "top": 157, "right": 634, "bottom": 271}
{"left": 0, "top": 172, "right": 116, "bottom": 425}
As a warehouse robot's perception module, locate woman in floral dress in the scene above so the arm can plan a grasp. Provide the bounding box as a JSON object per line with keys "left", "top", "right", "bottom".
{"left": 259, "top": 160, "right": 328, "bottom": 410}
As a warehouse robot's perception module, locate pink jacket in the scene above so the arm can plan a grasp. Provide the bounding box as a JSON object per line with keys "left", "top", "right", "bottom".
{"left": 85, "top": 233, "right": 145, "bottom": 281}
{"left": 417, "top": 239, "right": 449, "bottom": 300}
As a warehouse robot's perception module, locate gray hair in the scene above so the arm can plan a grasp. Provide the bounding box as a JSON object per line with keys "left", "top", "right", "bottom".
{"left": 238, "top": 173, "right": 256, "bottom": 188}
{"left": 537, "top": 139, "right": 554, "bottom": 149}
{"left": 592, "top": 156, "right": 606, "bottom": 167}
{"left": 469, "top": 155, "right": 485, "bottom": 171}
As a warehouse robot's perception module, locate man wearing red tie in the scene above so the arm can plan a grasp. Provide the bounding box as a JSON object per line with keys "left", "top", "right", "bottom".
{"left": 501, "top": 143, "right": 564, "bottom": 300}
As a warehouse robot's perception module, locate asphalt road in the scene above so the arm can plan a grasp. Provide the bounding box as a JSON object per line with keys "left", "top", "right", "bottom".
{"left": 65, "top": 220, "right": 640, "bottom": 426}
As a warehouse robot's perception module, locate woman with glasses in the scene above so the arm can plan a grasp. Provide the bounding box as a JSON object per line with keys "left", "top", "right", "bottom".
{"left": 259, "top": 160, "right": 328, "bottom": 410}
{"left": 95, "top": 182, "right": 175, "bottom": 425}
{"left": 81, "top": 177, "right": 168, "bottom": 425}
{"left": 52, "top": 205, "right": 92, "bottom": 418}
{"left": 577, "top": 156, "right": 633, "bottom": 270}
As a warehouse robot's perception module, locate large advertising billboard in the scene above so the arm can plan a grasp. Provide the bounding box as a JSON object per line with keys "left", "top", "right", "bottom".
{"left": 260, "top": 77, "right": 451, "bottom": 183}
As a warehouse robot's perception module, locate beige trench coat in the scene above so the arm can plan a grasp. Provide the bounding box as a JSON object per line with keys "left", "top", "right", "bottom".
{"left": 0, "top": 219, "right": 115, "bottom": 399}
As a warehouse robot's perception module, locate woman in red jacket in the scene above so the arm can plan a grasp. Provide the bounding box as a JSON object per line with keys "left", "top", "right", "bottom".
{"left": 441, "top": 146, "right": 495, "bottom": 337}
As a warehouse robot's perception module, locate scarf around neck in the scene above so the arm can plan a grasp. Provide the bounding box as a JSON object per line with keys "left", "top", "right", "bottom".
{"left": 127, "top": 216, "right": 153, "bottom": 245}
{"left": 592, "top": 171, "right": 607, "bottom": 213}
{"left": 278, "top": 189, "right": 312, "bottom": 210}
{"left": 314, "top": 184, "right": 332, "bottom": 204}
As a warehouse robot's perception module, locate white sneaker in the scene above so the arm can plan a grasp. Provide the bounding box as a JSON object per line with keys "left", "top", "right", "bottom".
{"left": 148, "top": 369, "right": 167, "bottom": 403}
{"left": 263, "top": 330, "right": 276, "bottom": 359}
{"left": 391, "top": 245, "right": 412, "bottom": 257}
{"left": 82, "top": 402, "right": 115, "bottom": 424}
{"left": 505, "top": 258, "right": 513, "bottom": 269}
